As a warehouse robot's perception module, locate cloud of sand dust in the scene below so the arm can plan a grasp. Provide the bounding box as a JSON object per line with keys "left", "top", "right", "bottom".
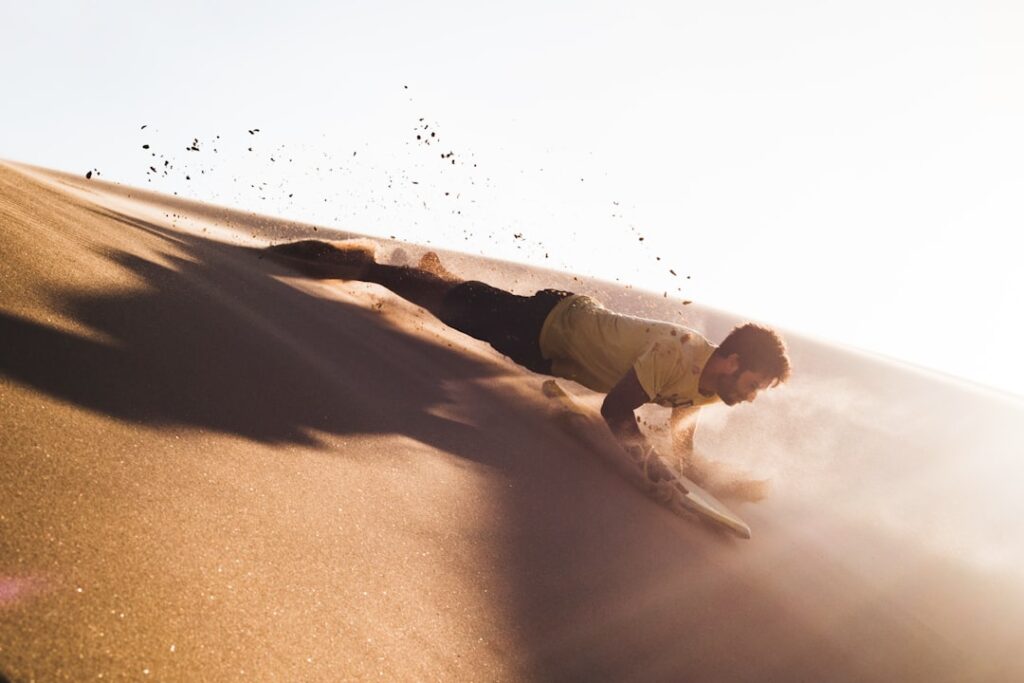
{"left": 686, "top": 369, "right": 1024, "bottom": 577}
{"left": 609, "top": 371, "right": 895, "bottom": 504}
{"left": 693, "top": 374, "right": 910, "bottom": 492}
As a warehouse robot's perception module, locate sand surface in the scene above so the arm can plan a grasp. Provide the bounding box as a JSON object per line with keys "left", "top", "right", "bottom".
{"left": 2, "top": 161, "right": 1024, "bottom": 682}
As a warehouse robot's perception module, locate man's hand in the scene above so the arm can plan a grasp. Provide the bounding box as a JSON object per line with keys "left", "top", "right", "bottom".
{"left": 601, "top": 368, "right": 682, "bottom": 486}
{"left": 620, "top": 441, "right": 690, "bottom": 504}
{"left": 621, "top": 442, "right": 676, "bottom": 483}
{"left": 601, "top": 368, "right": 649, "bottom": 440}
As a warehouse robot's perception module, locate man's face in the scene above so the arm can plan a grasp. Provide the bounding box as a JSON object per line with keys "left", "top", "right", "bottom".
{"left": 718, "top": 368, "right": 774, "bottom": 406}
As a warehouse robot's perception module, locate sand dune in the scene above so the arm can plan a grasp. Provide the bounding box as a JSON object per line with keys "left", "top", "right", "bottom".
{"left": 2, "top": 160, "right": 1023, "bottom": 681}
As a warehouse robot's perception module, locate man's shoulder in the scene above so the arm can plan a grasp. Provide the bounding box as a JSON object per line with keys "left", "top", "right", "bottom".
{"left": 546, "top": 293, "right": 601, "bottom": 320}
{"left": 648, "top": 324, "right": 714, "bottom": 352}
{"left": 675, "top": 324, "right": 713, "bottom": 346}
{"left": 636, "top": 327, "right": 717, "bottom": 408}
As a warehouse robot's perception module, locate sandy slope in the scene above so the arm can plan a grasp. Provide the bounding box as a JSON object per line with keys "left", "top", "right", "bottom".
{"left": 2, "top": 161, "right": 1023, "bottom": 682}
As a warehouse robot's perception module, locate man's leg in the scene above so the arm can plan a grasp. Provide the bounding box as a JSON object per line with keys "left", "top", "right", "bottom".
{"left": 264, "top": 240, "right": 461, "bottom": 317}
{"left": 363, "top": 260, "right": 460, "bottom": 318}
{"left": 264, "top": 239, "right": 561, "bottom": 372}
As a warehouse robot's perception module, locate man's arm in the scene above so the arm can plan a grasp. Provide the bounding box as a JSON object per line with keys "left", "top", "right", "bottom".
{"left": 600, "top": 368, "right": 677, "bottom": 482}
{"left": 600, "top": 367, "right": 648, "bottom": 442}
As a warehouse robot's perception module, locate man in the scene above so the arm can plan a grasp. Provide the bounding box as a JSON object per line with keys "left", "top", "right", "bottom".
{"left": 263, "top": 239, "right": 791, "bottom": 485}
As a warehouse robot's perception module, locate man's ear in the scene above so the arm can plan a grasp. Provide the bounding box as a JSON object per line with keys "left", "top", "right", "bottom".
{"left": 724, "top": 353, "right": 741, "bottom": 374}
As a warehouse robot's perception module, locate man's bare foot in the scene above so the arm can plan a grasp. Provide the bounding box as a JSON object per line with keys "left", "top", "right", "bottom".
{"left": 264, "top": 240, "right": 377, "bottom": 279}
{"left": 417, "top": 251, "right": 457, "bottom": 281}
{"left": 388, "top": 247, "right": 411, "bottom": 266}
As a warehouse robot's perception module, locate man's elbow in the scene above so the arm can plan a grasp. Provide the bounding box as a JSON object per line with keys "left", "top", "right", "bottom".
{"left": 599, "top": 397, "right": 619, "bottom": 422}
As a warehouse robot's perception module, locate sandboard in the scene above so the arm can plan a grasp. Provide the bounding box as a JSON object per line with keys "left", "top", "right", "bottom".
{"left": 542, "top": 380, "right": 752, "bottom": 539}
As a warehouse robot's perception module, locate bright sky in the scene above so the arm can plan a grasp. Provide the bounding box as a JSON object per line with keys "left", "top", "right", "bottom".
{"left": 3, "top": 1, "right": 1023, "bottom": 396}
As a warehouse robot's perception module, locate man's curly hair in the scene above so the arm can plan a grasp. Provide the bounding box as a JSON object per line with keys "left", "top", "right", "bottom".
{"left": 718, "top": 323, "right": 791, "bottom": 386}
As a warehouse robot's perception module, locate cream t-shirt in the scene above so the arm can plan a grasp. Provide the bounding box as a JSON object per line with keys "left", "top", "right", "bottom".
{"left": 539, "top": 294, "right": 720, "bottom": 408}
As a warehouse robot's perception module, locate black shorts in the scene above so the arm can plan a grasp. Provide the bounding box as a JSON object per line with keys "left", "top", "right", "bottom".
{"left": 438, "top": 281, "right": 574, "bottom": 374}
